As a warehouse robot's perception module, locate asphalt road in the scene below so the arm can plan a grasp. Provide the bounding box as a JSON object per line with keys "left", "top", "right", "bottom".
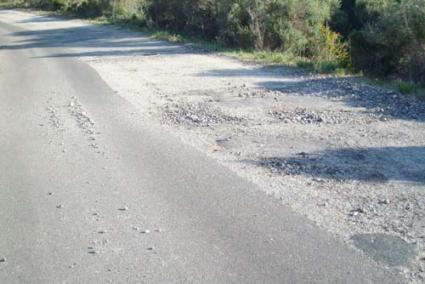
{"left": 0, "top": 10, "right": 401, "bottom": 283}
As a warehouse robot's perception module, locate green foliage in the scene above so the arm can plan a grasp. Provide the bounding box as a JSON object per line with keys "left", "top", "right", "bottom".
{"left": 314, "top": 25, "right": 350, "bottom": 67}
{"left": 314, "top": 61, "right": 340, "bottom": 73}
{"left": 152, "top": 30, "right": 183, "bottom": 43}
{"left": 296, "top": 60, "right": 314, "bottom": 69}
{"left": 64, "top": 0, "right": 109, "bottom": 18}
{"left": 144, "top": 0, "right": 218, "bottom": 38}
{"left": 396, "top": 80, "right": 419, "bottom": 94}
{"left": 20, "top": 0, "right": 66, "bottom": 10}
{"left": 143, "top": 0, "right": 340, "bottom": 55}
{"left": 332, "top": 0, "right": 425, "bottom": 85}
{"left": 226, "top": 50, "right": 299, "bottom": 65}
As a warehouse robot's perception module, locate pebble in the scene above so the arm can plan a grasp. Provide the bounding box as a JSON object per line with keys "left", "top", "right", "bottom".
{"left": 141, "top": 230, "right": 150, "bottom": 234}
{"left": 118, "top": 206, "right": 129, "bottom": 211}
{"left": 87, "top": 246, "right": 96, "bottom": 254}
{"left": 98, "top": 230, "right": 107, "bottom": 234}
{"left": 350, "top": 208, "right": 367, "bottom": 216}
{"left": 356, "top": 208, "right": 367, "bottom": 214}
{"left": 379, "top": 199, "right": 390, "bottom": 205}
{"left": 56, "top": 205, "right": 63, "bottom": 209}
{"left": 0, "top": 257, "right": 5, "bottom": 263}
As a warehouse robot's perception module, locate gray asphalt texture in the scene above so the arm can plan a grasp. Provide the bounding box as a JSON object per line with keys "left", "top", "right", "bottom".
{"left": 0, "top": 10, "right": 402, "bottom": 283}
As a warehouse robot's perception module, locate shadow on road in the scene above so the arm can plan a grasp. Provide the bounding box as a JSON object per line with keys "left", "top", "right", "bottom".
{"left": 17, "top": 15, "right": 63, "bottom": 23}
{"left": 1, "top": 24, "right": 193, "bottom": 57}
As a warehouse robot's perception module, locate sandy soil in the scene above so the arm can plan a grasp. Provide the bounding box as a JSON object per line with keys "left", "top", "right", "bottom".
{"left": 3, "top": 10, "right": 425, "bottom": 282}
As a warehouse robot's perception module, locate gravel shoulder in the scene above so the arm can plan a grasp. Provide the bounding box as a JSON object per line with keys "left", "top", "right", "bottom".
{"left": 2, "top": 9, "right": 425, "bottom": 282}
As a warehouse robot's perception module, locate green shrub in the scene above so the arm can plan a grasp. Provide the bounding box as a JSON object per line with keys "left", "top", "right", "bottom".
{"left": 314, "top": 25, "right": 350, "bottom": 67}
{"left": 153, "top": 30, "right": 183, "bottom": 43}
{"left": 338, "top": 0, "right": 425, "bottom": 84}
{"left": 314, "top": 61, "right": 339, "bottom": 73}
{"left": 296, "top": 60, "right": 314, "bottom": 69}
{"left": 396, "top": 80, "right": 419, "bottom": 95}
{"left": 65, "top": 0, "right": 108, "bottom": 18}
{"left": 143, "top": 0, "right": 339, "bottom": 54}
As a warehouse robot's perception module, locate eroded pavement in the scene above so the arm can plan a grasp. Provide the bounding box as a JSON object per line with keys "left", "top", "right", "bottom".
{"left": 1, "top": 9, "right": 425, "bottom": 283}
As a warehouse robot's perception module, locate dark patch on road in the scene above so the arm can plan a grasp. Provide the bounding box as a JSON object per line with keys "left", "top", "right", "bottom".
{"left": 352, "top": 233, "right": 416, "bottom": 267}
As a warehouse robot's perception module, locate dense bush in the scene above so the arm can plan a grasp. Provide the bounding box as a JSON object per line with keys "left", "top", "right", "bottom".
{"left": 144, "top": 0, "right": 218, "bottom": 38}
{"left": 20, "top": 0, "right": 65, "bottom": 10}
{"left": 65, "top": 0, "right": 109, "bottom": 18}
{"left": 143, "top": 0, "right": 341, "bottom": 59}
{"left": 332, "top": 0, "right": 425, "bottom": 84}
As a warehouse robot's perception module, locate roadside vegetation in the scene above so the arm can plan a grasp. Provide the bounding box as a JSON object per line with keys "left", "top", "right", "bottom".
{"left": 3, "top": 0, "right": 425, "bottom": 94}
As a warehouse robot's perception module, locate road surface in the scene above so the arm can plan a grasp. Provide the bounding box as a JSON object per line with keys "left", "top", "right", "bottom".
{"left": 0, "top": 9, "right": 401, "bottom": 283}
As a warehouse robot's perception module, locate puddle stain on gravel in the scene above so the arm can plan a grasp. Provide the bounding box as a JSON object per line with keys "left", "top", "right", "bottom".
{"left": 352, "top": 233, "right": 416, "bottom": 267}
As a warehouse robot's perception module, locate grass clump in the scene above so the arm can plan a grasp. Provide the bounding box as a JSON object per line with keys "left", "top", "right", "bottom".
{"left": 225, "top": 50, "right": 298, "bottom": 65}
{"left": 396, "top": 80, "right": 419, "bottom": 95}
{"left": 152, "top": 30, "right": 183, "bottom": 43}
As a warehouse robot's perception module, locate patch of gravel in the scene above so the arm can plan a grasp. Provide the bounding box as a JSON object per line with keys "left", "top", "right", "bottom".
{"left": 68, "top": 97, "right": 96, "bottom": 134}
{"left": 268, "top": 108, "right": 372, "bottom": 125}
{"left": 161, "top": 102, "right": 244, "bottom": 127}
{"left": 46, "top": 98, "right": 65, "bottom": 131}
